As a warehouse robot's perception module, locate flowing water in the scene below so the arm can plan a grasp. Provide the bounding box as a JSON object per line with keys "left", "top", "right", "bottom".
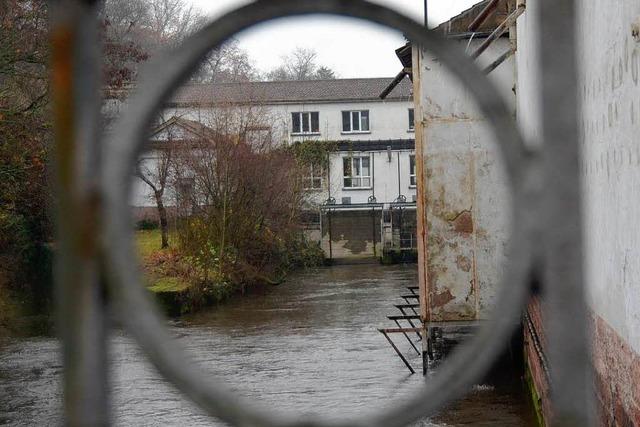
{"left": 0, "top": 264, "right": 535, "bottom": 426}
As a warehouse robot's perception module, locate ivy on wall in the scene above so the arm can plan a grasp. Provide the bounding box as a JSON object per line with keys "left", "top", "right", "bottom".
{"left": 287, "top": 140, "right": 337, "bottom": 168}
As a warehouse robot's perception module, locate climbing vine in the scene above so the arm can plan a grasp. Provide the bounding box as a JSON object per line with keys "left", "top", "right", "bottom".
{"left": 287, "top": 140, "right": 337, "bottom": 168}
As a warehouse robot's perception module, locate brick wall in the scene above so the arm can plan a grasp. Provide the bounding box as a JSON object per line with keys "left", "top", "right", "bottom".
{"left": 525, "top": 298, "right": 640, "bottom": 426}
{"left": 524, "top": 296, "right": 552, "bottom": 426}
{"left": 592, "top": 314, "right": 640, "bottom": 426}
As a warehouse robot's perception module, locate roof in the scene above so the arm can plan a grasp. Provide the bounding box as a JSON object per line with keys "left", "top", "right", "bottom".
{"left": 150, "top": 116, "right": 212, "bottom": 138}
{"left": 167, "top": 77, "right": 413, "bottom": 107}
{"left": 435, "top": 0, "right": 514, "bottom": 37}
{"left": 145, "top": 116, "right": 216, "bottom": 149}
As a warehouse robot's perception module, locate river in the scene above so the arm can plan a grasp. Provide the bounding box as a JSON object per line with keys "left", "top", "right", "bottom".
{"left": 0, "top": 264, "right": 535, "bottom": 426}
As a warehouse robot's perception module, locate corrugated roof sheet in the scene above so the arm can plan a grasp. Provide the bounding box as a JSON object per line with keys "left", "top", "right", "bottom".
{"left": 167, "top": 77, "right": 413, "bottom": 106}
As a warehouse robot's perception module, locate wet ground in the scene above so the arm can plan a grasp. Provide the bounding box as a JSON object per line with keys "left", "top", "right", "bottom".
{"left": 0, "top": 264, "right": 535, "bottom": 426}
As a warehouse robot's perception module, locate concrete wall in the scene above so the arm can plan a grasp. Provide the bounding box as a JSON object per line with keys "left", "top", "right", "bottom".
{"left": 320, "top": 210, "right": 382, "bottom": 260}
{"left": 416, "top": 37, "right": 514, "bottom": 321}
{"left": 517, "top": 0, "right": 640, "bottom": 423}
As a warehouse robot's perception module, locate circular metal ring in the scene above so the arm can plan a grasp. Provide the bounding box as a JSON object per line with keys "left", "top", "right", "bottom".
{"left": 102, "top": 1, "right": 534, "bottom": 426}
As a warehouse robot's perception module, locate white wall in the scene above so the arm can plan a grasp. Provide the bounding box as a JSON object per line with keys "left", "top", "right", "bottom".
{"left": 517, "top": 0, "right": 640, "bottom": 355}
{"left": 171, "top": 99, "right": 414, "bottom": 144}
{"left": 578, "top": 0, "right": 640, "bottom": 354}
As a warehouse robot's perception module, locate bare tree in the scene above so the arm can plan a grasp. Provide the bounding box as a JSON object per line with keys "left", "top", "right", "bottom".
{"left": 266, "top": 47, "right": 337, "bottom": 81}
{"left": 193, "top": 39, "right": 258, "bottom": 84}
{"left": 136, "top": 126, "right": 176, "bottom": 249}
{"left": 174, "top": 105, "right": 306, "bottom": 285}
{"left": 100, "top": 0, "right": 207, "bottom": 90}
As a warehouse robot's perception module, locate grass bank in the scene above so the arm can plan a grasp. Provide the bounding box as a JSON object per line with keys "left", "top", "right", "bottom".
{"left": 136, "top": 228, "right": 324, "bottom": 316}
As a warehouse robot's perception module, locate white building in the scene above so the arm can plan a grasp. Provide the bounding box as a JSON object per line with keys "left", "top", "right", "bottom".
{"left": 132, "top": 77, "right": 417, "bottom": 261}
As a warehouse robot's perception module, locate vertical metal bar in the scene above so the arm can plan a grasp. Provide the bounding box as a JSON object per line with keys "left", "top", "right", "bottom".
{"left": 423, "top": 0, "right": 428, "bottom": 28}
{"left": 327, "top": 210, "right": 333, "bottom": 260}
{"left": 537, "top": 0, "right": 593, "bottom": 425}
{"left": 396, "top": 151, "right": 401, "bottom": 197}
{"left": 422, "top": 348, "right": 428, "bottom": 375}
{"left": 371, "top": 207, "right": 377, "bottom": 257}
{"left": 51, "top": 0, "right": 109, "bottom": 425}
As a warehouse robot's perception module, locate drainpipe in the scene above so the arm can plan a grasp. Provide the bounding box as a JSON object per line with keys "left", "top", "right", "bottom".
{"left": 397, "top": 151, "right": 401, "bottom": 198}
{"left": 326, "top": 151, "right": 331, "bottom": 200}
{"left": 371, "top": 152, "right": 375, "bottom": 200}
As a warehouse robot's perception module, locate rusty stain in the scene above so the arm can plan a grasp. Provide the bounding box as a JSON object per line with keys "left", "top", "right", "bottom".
{"left": 432, "top": 289, "right": 455, "bottom": 307}
{"left": 456, "top": 255, "right": 472, "bottom": 272}
{"left": 450, "top": 210, "right": 474, "bottom": 234}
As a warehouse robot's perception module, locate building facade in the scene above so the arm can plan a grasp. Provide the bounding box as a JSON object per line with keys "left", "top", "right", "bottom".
{"left": 131, "top": 77, "right": 417, "bottom": 261}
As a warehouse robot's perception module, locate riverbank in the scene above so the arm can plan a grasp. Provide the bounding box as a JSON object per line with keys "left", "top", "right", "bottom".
{"left": 136, "top": 228, "right": 324, "bottom": 316}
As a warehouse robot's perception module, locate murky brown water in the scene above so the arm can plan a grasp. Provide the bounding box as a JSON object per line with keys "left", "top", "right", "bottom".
{"left": 0, "top": 264, "right": 534, "bottom": 426}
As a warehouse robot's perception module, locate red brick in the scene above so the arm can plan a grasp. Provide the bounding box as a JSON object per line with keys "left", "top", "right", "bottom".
{"left": 592, "top": 314, "right": 640, "bottom": 427}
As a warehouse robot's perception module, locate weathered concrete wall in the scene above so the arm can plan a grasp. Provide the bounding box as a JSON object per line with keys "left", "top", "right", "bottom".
{"left": 320, "top": 210, "right": 382, "bottom": 260}
{"left": 517, "top": 0, "right": 640, "bottom": 423}
{"left": 417, "top": 37, "right": 514, "bottom": 320}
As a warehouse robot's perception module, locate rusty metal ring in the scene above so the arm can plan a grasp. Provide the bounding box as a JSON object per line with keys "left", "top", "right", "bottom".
{"left": 102, "top": 1, "right": 535, "bottom": 426}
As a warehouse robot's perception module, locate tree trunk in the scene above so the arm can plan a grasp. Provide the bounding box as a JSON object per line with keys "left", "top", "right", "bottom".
{"left": 155, "top": 191, "right": 169, "bottom": 249}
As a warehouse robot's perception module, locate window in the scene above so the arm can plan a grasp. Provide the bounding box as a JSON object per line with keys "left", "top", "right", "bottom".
{"left": 343, "top": 156, "right": 371, "bottom": 188}
{"left": 303, "top": 164, "right": 323, "bottom": 190}
{"left": 409, "top": 155, "right": 416, "bottom": 187}
{"left": 292, "top": 112, "right": 320, "bottom": 134}
{"left": 408, "top": 108, "right": 415, "bottom": 131}
{"left": 342, "top": 110, "right": 370, "bottom": 133}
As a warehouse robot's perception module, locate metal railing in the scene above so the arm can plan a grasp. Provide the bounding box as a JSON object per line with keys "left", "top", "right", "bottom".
{"left": 51, "top": 0, "right": 592, "bottom": 425}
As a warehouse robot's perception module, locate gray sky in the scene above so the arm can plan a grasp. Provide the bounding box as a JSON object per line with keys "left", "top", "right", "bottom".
{"left": 189, "top": 0, "right": 480, "bottom": 78}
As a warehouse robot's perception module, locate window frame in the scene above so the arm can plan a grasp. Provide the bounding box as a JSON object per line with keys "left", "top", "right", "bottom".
{"left": 341, "top": 110, "right": 370, "bottom": 134}
{"left": 291, "top": 111, "right": 320, "bottom": 135}
{"left": 408, "top": 108, "right": 415, "bottom": 131}
{"left": 303, "top": 163, "right": 324, "bottom": 190}
{"left": 342, "top": 155, "right": 372, "bottom": 189}
{"left": 409, "top": 154, "right": 416, "bottom": 187}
